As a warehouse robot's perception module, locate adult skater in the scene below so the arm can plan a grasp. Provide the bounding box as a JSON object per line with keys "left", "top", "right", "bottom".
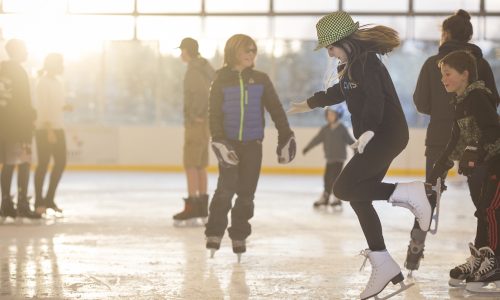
{"left": 407, "top": 9, "right": 499, "bottom": 274}
{"left": 205, "top": 34, "right": 295, "bottom": 262}
{"left": 303, "top": 106, "right": 354, "bottom": 208}
{"left": 34, "top": 53, "right": 72, "bottom": 216}
{"left": 429, "top": 50, "right": 500, "bottom": 292}
{"left": 288, "top": 12, "right": 434, "bottom": 299}
{"left": 172, "top": 38, "right": 215, "bottom": 227}
{"left": 0, "top": 39, "right": 39, "bottom": 221}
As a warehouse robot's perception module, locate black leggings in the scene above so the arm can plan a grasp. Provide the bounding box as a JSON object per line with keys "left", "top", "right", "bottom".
{"left": 34, "top": 129, "right": 67, "bottom": 207}
{"left": 324, "top": 162, "right": 343, "bottom": 195}
{"left": 1, "top": 162, "right": 30, "bottom": 205}
{"left": 333, "top": 135, "right": 406, "bottom": 251}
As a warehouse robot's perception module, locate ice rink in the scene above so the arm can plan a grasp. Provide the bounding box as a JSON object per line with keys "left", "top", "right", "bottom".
{"left": 0, "top": 171, "right": 491, "bottom": 299}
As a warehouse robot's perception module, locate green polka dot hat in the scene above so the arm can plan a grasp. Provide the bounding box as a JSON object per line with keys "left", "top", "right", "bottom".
{"left": 315, "top": 11, "right": 359, "bottom": 51}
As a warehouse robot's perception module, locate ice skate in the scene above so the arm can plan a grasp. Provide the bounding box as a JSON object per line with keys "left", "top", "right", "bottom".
{"left": 428, "top": 179, "right": 442, "bottom": 234}
{"left": 330, "top": 196, "right": 343, "bottom": 211}
{"left": 449, "top": 243, "right": 481, "bottom": 287}
{"left": 16, "top": 197, "right": 42, "bottom": 224}
{"left": 313, "top": 191, "right": 329, "bottom": 208}
{"left": 173, "top": 197, "right": 200, "bottom": 227}
{"left": 404, "top": 227, "right": 427, "bottom": 277}
{"left": 206, "top": 236, "right": 222, "bottom": 258}
{"left": 0, "top": 196, "right": 17, "bottom": 223}
{"left": 198, "top": 194, "right": 209, "bottom": 224}
{"left": 466, "top": 247, "right": 500, "bottom": 294}
{"left": 388, "top": 181, "right": 433, "bottom": 231}
{"left": 359, "top": 249, "right": 414, "bottom": 300}
{"left": 232, "top": 240, "right": 246, "bottom": 263}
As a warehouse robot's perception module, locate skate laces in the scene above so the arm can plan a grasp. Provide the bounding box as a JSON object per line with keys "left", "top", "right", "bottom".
{"left": 458, "top": 255, "right": 480, "bottom": 274}
{"left": 359, "top": 250, "right": 370, "bottom": 272}
{"left": 475, "top": 255, "right": 495, "bottom": 277}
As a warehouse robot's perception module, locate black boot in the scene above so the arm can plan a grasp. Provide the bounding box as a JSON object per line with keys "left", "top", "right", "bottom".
{"left": 17, "top": 196, "right": 42, "bottom": 219}
{"left": 0, "top": 195, "right": 17, "bottom": 219}
{"left": 198, "top": 194, "right": 209, "bottom": 220}
{"left": 172, "top": 197, "right": 198, "bottom": 226}
{"left": 313, "top": 191, "right": 330, "bottom": 207}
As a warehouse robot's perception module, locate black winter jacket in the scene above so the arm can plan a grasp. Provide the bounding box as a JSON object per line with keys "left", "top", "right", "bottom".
{"left": 307, "top": 53, "right": 409, "bottom": 145}
{"left": 413, "top": 41, "right": 499, "bottom": 150}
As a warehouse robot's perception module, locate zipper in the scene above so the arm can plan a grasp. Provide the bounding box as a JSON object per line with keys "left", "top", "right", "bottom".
{"left": 238, "top": 73, "right": 245, "bottom": 141}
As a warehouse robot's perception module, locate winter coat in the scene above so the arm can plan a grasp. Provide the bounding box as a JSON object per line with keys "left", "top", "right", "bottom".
{"left": 307, "top": 53, "right": 409, "bottom": 146}
{"left": 183, "top": 56, "right": 215, "bottom": 126}
{"left": 413, "top": 41, "right": 499, "bottom": 150}
{"left": 303, "top": 122, "right": 354, "bottom": 163}
{"left": 209, "top": 66, "right": 293, "bottom": 143}
{"left": 0, "top": 61, "right": 36, "bottom": 143}
{"left": 431, "top": 81, "right": 500, "bottom": 179}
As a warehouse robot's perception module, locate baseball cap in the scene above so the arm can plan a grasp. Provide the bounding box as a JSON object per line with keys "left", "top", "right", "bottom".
{"left": 178, "top": 37, "right": 199, "bottom": 54}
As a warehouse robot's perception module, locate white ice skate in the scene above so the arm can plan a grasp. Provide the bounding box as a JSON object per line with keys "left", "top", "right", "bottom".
{"left": 388, "top": 182, "right": 432, "bottom": 232}
{"left": 359, "top": 249, "right": 414, "bottom": 299}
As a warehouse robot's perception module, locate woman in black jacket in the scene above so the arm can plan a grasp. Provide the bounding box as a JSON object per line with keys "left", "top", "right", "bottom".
{"left": 289, "top": 12, "right": 434, "bottom": 299}
{"left": 408, "top": 9, "right": 500, "bottom": 274}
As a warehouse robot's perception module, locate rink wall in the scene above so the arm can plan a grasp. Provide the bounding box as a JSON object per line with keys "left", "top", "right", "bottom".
{"left": 56, "top": 126, "right": 435, "bottom": 177}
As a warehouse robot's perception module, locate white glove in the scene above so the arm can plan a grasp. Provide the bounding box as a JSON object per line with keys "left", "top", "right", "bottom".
{"left": 211, "top": 140, "right": 239, "bottom": 167}
{"left": 350, "top": 131, "right": 374, "bottom": 154}
{"left": 287, "top": 100, "right": 312, "bottom": 114}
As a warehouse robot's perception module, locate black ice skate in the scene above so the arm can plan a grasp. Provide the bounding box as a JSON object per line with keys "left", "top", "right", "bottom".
{"left": 232, "top": 240, "right": 246, "bottom": 263}
{"left": 404, "top": 227, "right": 427, "bottom": 276}
{"left": 313, "top": 192, "right": 329, "bottom": 207}
{"left": 449, "top": 243, "right": 481, "bottom": 287}
{"left": 466, "top": 247, "right": 500, "bottom": 293}
{"left": 206, "top": 236, "right": 222, "bottom": 258}
{"left": 173, "top": 197, "right": 200, "bottom": 227}
{"left": 330, "top": 196, "right": 342, "bottom": 211}
{"left": 16, "top": 197, "right": 42, "bottom": 223}
{"left": 0, "top": 196, "right": 17, "bottom": 223}
{"left": 359, "top": 249, "right": 414, "bottom": 300}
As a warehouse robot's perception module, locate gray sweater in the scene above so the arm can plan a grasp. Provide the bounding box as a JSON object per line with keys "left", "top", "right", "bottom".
{"left": 304, "top": 122, "right": 354, "bottom": 163}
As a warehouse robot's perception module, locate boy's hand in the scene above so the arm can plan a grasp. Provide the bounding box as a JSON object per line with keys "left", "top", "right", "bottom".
{"left": 277, "top": 133, "right": 296, "bottom": 164}
{"left": 287, "top": 101, "right": 312, "bottom": 114}
{"left": 350, "top": 131, "right": 374, "bottom": 154}
{"left": 211, "top": 139, "right": 239, "bottom": 167}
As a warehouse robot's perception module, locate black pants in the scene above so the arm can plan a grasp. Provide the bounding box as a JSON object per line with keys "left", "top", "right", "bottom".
{"left": 1, "top": 162, "right": 30, "bottom": 207}
{"left": 324, "top": 161, "right": 343, "bottom": 195}
{"left": 333, "top": 133, "right": 407, "bottom": 251}
{"left": 34, "top": 129, "right": 67, "bottom": 207}
{"left": 205, "top": 141, "right": 262, "bottom": 240}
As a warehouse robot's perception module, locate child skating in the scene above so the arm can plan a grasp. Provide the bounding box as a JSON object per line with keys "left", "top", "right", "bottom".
{"left": 427, "top": 50, "right": 500, "bottom": 293}
{"left": 205, "top": 34, "right": 296, "bottom": 263}
{"left": 303, "top": 106, "right": 354, "bottom": 209}
{"left": 289, "top": 12, "right": 435, "bottom": 299}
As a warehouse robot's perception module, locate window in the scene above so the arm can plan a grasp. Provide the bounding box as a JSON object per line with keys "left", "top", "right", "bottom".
{"left": 137, "top": 0, "right": 202, "bottom": 13}
{"left": 205, "top": 0, "right": 269, "bottom": 13}
{"left": 68, "top": 0, "right": 134, "bottom": 13}
{"left": 344, "top": 0, "right": 408, "bottom": 12}
{"left": 413, "top": 0, "right": 480, "bottom": 12}
{"left": 274, "top": 0, "right": 337, "bottom": 12}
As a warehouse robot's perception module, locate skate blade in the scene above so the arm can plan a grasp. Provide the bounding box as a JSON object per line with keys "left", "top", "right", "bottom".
{"left": 448, "top": 278, "right": 466, "bottom": 288}
{"left": 236, "top": 253, "right": 242, "bottom": 264}
{"left": 173, "top": 219, "right": 202, "bottom": 227}
{"left": 429, "top": 179, "right": 442, "bottom": 235}
{"left": 374, "top": 281, "right": 415, "bottom": 300}
{"left": 210, "top": 249, "right": 216, "bottom": 258}
{"left": 466, "top": 281, "right": 500, "bottom": 293}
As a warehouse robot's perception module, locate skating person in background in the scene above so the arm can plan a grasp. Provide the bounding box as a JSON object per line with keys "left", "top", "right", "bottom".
{"left": 34, "top": 53, "right": 71, "bottom": 216}
{"left": 0, "top": 39, "right": 39, "bottom": 221}
{"left": 302, "top": 106, "right": 354, "bottom": 209}
{"left": 408, "top": 9, "right": 499, "bottom": 274}
{"left": 205, "top": 34, "right": 296, "bottom": 262}
{"left": 173, "top": 38, "right": 215, "bottom": 227}
{"left": 288, "top": 12, "right": 435, "bottom": 299}
{"left": 427, "top": 50, "right": 500, "bottom": 292}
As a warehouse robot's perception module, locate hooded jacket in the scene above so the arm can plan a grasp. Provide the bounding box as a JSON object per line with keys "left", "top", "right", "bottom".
{"left": 413, "top": 41, "right": 499, "bottom": 150}
{"left": 307, "top": 53, "right": 409, "bottom": 146}
{"left": 183, "top": 56, "right": 215, "bottom": 126}
{"left": 209, "top": 66, "right": 292, "bottom": 143}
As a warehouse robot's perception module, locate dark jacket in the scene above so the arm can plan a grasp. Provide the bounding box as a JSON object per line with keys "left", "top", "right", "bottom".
{"left": 0, "top": 61, "right": 36, "bottom": 143}
{"left": 307, "top": 53, "right": 409, "bottom": 145}
{"left": 209, "top": 66, "right": 292, "bottom": 143}
{"left": 431, "top": 81, "right": 500, "bottom": 179}
{"left": 183, "top": 56, "right": 215, "bottom": 126}
{"left": 413, "top": 41, "right": 499, "bottom": 150}
{"left": 304, "top": 122, "right": 354, "bottom": 163}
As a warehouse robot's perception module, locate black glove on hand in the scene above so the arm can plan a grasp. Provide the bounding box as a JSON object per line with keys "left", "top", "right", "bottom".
{"left": 211, "top": 139, "right": 239, "bottom": 168}
{"left": 458, "top": 145, "right": 481, "bottom": 176}
{"left": 277, "top": 133, "right": 296, "bottom": 164}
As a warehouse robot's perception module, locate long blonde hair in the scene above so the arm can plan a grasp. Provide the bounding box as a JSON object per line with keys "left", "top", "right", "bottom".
{"left": 334, "top": 25, "right": 400, "bottom": 81}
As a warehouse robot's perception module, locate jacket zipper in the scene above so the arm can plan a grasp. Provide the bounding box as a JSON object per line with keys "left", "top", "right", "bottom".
{"left": 238, "top": 73, "right": 245, "bottom": 141}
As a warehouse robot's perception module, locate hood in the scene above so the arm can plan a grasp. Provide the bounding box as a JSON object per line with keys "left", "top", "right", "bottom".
{"left": 454, "top": 80, "right": 492, "bottom": 105}
{"left": 439, "top": 41, "right": 483, "bottom": 59}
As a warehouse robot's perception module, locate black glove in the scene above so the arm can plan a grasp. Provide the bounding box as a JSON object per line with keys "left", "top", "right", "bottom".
{"left": 458, "top": 145, "right": 481, "bottom": 176}
{"left": 428, "top": 159, "right": 454, "bottom": 185}
{"left": 277, "top": 133, "right": 296, "bottom": 164}
{"left": 302, "top": 147, "right": 309, "bottom": 155}
{"left": 211, "top": 139, "right": 239, "bottom": 168}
